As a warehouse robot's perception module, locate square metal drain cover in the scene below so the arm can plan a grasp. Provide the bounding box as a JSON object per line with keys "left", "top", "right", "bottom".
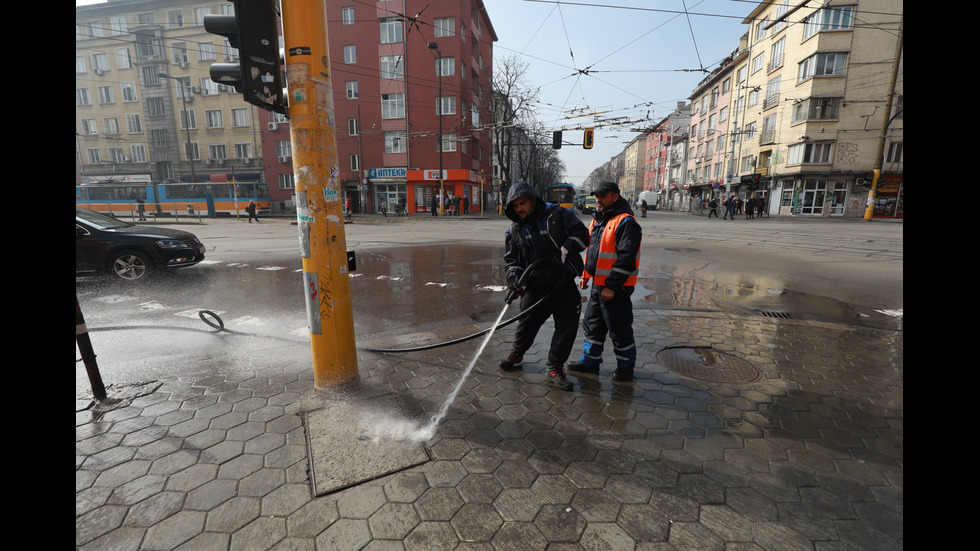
{"left": 304, "top": 396, "right": 431, "bottom": 496}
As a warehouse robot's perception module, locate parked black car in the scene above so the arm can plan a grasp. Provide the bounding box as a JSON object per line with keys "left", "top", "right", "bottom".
{"left": 76, "top": 208, "right": 207, "bottom": 281}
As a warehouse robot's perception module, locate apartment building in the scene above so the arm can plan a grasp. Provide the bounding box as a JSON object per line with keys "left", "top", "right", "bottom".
{"left": 76, "top": 0, "right": 497, "bottom": 216}
{"left": 729, "top": 0, "right": 903, "bottom": 217}
{"left": 643, "top": 102, "right": 690, "bottom": 209}
{"left": 686, "top": 50, "right": 742, "bottom": 203}
{"left": 76, "top": 0, "right": 268, "bottom": 197}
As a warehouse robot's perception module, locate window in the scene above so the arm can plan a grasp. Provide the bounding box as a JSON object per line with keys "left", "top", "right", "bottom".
{"left": 792, "top": 97, "right": 841, "bottom": 123}
{"left": 81, "top": 119, "right": 98, "bottom": 135}
{"left": 126, "top": 114, "right": 142, "bottom": 133}
{"left": 206, "top": 110, "right": 223, "bottom": 128}
{"left": 199, "top": 42, "right": 216, "bottom": 61}
{"left": 275, "top": 140, "right": 291, "bottom": 157}
{"left": 116, "top": 48, "right": 132, "bottom": 69}
{"left": 436, "top": 57, "right": 455, "bottom": 77}
{"left": 437, "top": 96, "right": 456, "bottom": 116}
{"left": 719, "top": 106, "right": 728, "bottom": 122}
{"left": 385, "top": 131, "right": 406, "bottom": 153}
{"left": 748, "top": 88, "right": 760, "bottom": 107}
{"left": 231, "top": 108, "right": 250, "bottom": 126}
{"left": 342, "top": 7, "right": 354, "bottom": 24}
{"left": 121, "top": 82, "right": 138, "bottom": 102}
{"left": 763, "top": 77, "right": 780, "bottom": 109}
{"left": 798, "top": 53, "right": 847, "bottom": 82}
{"left": 350, "top": 154, "right": 359, "bottom": 171}
{"left": 130, "top": 144, "right": 147, "bottom": 163}
{"left": 440, "top": 133, "right": 457, "bottom": 152}
{"left": 193, "top": 6, "right": 210, "bottom": 25}
{"left": 77, "top": 88, "right": 92, "bottom": 106}
{"left": 709, "top": 87, "right": 719, "bottom": 109}
{"left": 150, "top": 129, "right": 169, "bottom": 147}
{"left": 76, "top": 56, "right": 86, "bottom": 73}
{"left": 761, "top": 113, "right": 777, "bottom": 144}
{"left": 110, "top": 16, "right": 128, "bottom": 35}
{"left": 235, "top": 143, "right": 251, "bottom": 158}
{"left": 787, "top": 142, "right": 833, "bottom": 164}
{"left": 103, "top": 117, "right": 120, "bottom": 135}
{"left": 142, "top": 67, "right": 162, "bottom": 86}
{"left": 184, "top": 142, "right": 200, "bottom": 161}
{"left": 471, "top": 103, "right": 480, "bottom": 126}
{"left": 751, "top": 53, "right": 765, "bottom": 74}
{"left": 803, "top": 6, "right": 854, "bottom": 40}
{"left": 167, "top": 9, "right": 184, "bottom": 28}
{"left": 172, "top": 42, "right": 189, "bottom": 65}
{"left": 756, "top": 18, "right": 768, "bottom": 40}
{"left": 348, "top": 118, "right": 359, "bottom": 136}
{"left": 180, "top": 109, "right": 197, "bottom": 130}
{"left": 279, "top": 173, "right": 295, "bottom": 190}
{"left": 201, "top": 78, "right": 219, "bottom": 96}
{"left": 434, "top": 17, "right": 455, "bottom": 37}
{"left": 380, "top": 18, "right": 402, "bottom": 44}
{"left": 771, "top": 0, "right": 789, "bottom": 33}
{"left": 380, "top": 55, "right": 403, "bottom": 79}
{"left": 87, "top": 149, "right": 102, "bottom": 164}
{"left": 722, "top": 77, "right": 731, "bottom": 94}
{"left": 137, "top": 12, "right": 154, "bottom": 24}
{"left": 707, "top": 113, "right": 717, "bottom": 134}
{"left": 147, "top": 97, "right": 166, "bottom": 116}
{"left": 98, "top": 85, "right": 115, "bottom": 104}
{"left": 92, "top": 53, "right": 109, "bottom": 72}
{"left": 344, "top": 45, "right": 356, "bottom": 64}
{"left": 381, "top": 93, "right": 405, "bottom": 119}
{"left": 769, "top": 37, "right": 785, "bottom": 71}
{"left": 886, "top": 142, "right": 903, "bottom": 163}
{"left": 136, "top": 34, "right": 160, "bottom": 59}
{"left": 209, "top": 144, "right": 226, "bottom": 159}
{"left": 346, "top": 81, "right": 358, "bottom": 99}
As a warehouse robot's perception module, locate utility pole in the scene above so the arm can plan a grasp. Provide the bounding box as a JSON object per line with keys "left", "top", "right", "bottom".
{"left": 863, "top": 15, "right": 903, "bottom": 221}
{"left": 282, "top": 0, "right": 359, "bottom": 390}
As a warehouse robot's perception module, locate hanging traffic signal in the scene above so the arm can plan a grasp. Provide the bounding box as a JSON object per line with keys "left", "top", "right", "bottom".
{"left": 204, "top": 0, "right": 286, "bottom": 114}
{"left": 552, "top": 131, "right": 563, "bottom": 149}
{"left": 583, "top": 128, "right": 594, "bottom": 149}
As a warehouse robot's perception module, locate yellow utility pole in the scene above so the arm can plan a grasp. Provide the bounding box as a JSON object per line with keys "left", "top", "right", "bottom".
{"left": 864, "top": 15, "right": 903, "bottom": 221}
{"left": 282, "top": 0, "right": 359, "bottom": 390}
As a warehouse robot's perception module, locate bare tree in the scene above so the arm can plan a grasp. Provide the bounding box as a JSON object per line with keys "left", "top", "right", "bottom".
{"left": 492, "top": 54, "right": 539, "bottom": 192}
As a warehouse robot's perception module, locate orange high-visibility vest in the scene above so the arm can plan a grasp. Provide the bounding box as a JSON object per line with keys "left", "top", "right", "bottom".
{"left": 583, "top": 213, "right": 639, "bottom": 286}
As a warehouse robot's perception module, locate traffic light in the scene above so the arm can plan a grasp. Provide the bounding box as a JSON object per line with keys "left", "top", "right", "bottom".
{"left": 204, "top": 0, "right": 286, "bottom": 115}
{"left": 552, "top": 131, "right": 562, "bottom": 149}
{"left": 583, "top": 128, "right": 594, "bottom": 149}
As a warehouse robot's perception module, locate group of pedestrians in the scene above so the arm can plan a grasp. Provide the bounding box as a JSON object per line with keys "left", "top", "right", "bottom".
{"left": 498, "top": 181, "right": 642, "bottom": 391}
{"left": 704, "top": 194, "right": 768, "bottom": 219}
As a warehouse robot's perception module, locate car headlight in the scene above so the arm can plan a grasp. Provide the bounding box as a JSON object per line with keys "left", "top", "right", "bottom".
{"left": 156, "top": 239, "right": 186, "bottom": 249}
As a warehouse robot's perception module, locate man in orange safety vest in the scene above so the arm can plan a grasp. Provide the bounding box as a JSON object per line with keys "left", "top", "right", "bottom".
{"left": 567, "top": 181, "right": 642, "bottom": 382}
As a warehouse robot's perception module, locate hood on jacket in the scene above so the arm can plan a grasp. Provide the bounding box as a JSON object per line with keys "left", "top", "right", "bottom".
{"left": 504, "top": 182, "right": 546, "bottom": 223}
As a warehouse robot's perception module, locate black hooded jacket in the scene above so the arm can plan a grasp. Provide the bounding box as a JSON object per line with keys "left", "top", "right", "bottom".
{"left": 504, "top": 182, "right": 588, "bottom": 292}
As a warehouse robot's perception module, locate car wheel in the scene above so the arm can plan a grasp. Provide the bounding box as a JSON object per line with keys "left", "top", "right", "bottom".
{"left": 108, "top": 250, "right": 153, "bottom": 281}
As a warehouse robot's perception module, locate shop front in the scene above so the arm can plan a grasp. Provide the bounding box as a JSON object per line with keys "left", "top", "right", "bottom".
{"left": 871, "top": 174, "right": 903, "bottom": 219}
{"left": 407, "top": 169, "right": 486, "bottom": 214}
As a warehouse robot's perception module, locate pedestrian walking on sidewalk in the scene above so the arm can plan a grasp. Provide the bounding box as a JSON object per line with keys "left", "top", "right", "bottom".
{"left": 567, "top": 182, "right": 642, "bottom": 382}
{"left": 498, "top": 182, "right": 588, "bottom": 392}
{"left": 708, "top": 197, "right": 719, "bottom": 218}
{"left": 246, "top": 200, "right": 260, "bottom": 223}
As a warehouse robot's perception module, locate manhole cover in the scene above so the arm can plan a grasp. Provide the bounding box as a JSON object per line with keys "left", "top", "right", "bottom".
{"left": 656, "top": 347, "right": 761, "bottom": 383}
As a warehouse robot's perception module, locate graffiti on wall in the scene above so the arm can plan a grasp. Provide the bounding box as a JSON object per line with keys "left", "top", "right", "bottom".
{"left": 835, "top": 142, "right": 858, "bottom": 165}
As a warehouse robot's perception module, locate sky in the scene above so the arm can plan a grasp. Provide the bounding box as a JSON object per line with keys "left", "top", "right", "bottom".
{"left": 77, "top": 0, "right": 757, "bottom": 186}
{"left": 485, "top": 0, "right": 755, "bottom": 185}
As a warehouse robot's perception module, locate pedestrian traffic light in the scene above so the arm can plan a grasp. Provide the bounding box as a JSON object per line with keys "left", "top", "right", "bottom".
{"left": 583, "top": 128, "right": 594, "bottom": 149}
{"left": 204, "top": 0, "right": 287, "bottom": 115}
{"left": 552, "top": 131, "right": 562, "bottom": 149}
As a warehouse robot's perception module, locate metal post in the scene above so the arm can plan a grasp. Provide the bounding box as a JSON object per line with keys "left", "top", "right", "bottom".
{"left": 76, "top": 294, "right": 106, "bottom": 401}
{"left": 159, "top": 73, "right": 195, "bottom": 183}
{"left": 864, "top": 15, "right": 903, "bottom": 221}
{"left": 282, "top": 0, "right": 359, "bottom": 391}
{"left": 428, "top": 42, "right": 444, "bottom": 214}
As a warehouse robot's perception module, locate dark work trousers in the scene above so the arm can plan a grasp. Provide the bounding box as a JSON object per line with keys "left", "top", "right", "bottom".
{"left": 578, "top": 285, "right": 636, "bottom": 371}
{"left": 512, "top": 280, "right": 582, "bottom": 365}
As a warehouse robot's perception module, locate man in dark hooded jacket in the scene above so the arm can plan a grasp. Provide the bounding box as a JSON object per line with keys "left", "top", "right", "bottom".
{"left": 567, "top": 182, "right": 642, "bottom": 382}
{"left": 499, "top": 182, "right": 588, "bottom": 391}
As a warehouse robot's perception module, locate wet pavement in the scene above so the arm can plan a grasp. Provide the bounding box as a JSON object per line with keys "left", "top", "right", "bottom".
{"left": 76, "top": 212, "right": 903, "bottom": 550}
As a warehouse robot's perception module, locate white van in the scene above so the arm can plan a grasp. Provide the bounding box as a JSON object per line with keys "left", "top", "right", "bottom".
{"left": 636, "top": 190, "right": 659, "bottom": 211}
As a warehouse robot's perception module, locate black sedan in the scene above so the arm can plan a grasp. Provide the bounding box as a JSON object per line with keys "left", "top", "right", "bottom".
{"left": 76, "top": 208, "right": 207, "bottom": 281}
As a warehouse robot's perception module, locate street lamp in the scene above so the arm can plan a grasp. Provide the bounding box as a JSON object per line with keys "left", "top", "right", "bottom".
{"left": 158, "top": 72, "right": 196, "bottom": 183}
{"left": 427, "top": 42, "right": 444, "bottom": 214}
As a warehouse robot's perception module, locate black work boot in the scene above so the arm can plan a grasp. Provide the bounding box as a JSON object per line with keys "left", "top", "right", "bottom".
{"left": 566, "top": 361, "right": 599, "bottom": 375}
{"left": 611, "top": 368, "right": 634, "bottom": 382}
{"left": 546, "top": 363, "right": 573, "bottom": 391}
{"left": 499, "top": 349, "right": 524, "bottom": 371}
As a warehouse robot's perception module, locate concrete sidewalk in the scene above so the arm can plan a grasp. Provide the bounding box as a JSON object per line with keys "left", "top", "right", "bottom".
{"left": 76, "top": 287, "right": 903, "bottom": 550}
